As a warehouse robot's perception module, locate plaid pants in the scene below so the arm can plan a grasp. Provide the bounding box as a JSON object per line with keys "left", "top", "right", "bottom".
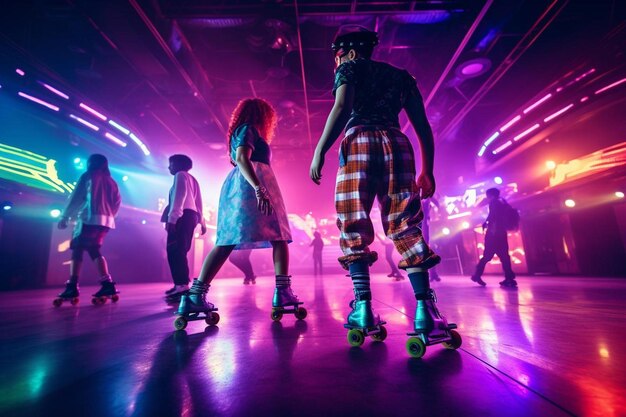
{"left": 335, "top": 127, "right": 437, "bottom": 270}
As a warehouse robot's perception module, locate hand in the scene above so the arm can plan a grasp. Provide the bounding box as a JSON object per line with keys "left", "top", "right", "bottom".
{"left": 200, "top": 224, "right": 207, "bottom": 235}
{"left": 255, "top": 185, "right": 273, "bottom": 215}
{"left": 416, "top": 172, "right": 436, "bottom": 199}
{"left": 310, "top": 151, "right": 325, "bottom": 185}
{"left": 166, "top": 223, "right": 176, "bottom": 234}
{"left": 57, "top": 217, "right": 68, "bottom": 230}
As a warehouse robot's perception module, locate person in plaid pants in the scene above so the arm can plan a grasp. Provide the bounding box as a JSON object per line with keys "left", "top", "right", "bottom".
{"left": 310, "top": 25, "right": 455, "bottom": 340}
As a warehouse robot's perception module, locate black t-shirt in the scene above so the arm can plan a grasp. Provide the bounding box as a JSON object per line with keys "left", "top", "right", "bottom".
{"left": 333, "top": 59, "right": 422, "bottom": 130}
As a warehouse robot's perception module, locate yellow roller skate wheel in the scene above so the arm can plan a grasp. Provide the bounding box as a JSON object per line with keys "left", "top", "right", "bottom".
{"left": 347, "top": 329, "right": 365, "bottom": 347}
{"left": 406, "top": 337, "right": 426, "bottom": 358}
{"left": 174, "top": 316, "right": 188, "bottom": 331}
{"left": 442, "top": 329, "right": 462, "bottom": 350}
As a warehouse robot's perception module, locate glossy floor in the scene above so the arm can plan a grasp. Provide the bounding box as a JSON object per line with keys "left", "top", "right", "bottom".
{"left": 0, "top": 275, "right": 624, "bottom": 417}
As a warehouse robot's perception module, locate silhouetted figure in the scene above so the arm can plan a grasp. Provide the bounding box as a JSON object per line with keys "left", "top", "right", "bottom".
{"left": 310, "top": 231, "right": 325, "bottom": 275}
{"left": 55, "top": 154, "right": 121, "bottom": 305}
{"left": 471, "top": 188, "right": 517, "bottom": 288}
{"left": 229, "top": 249, "right": 256, "bottom": 284}
{"left": 376, "top": 233, "right": 404, "bottom": 280}
{"left": 162, "top": 154, "right": 207, "bottom": 301}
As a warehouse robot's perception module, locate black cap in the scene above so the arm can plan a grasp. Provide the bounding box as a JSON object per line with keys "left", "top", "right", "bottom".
{"left": 331, "top": 25, "right": 379, "bottom": 52}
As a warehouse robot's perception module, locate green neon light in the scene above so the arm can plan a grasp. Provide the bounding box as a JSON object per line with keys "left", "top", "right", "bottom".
{"left": 0, "top": 142, "right": 75, "bottom": 193}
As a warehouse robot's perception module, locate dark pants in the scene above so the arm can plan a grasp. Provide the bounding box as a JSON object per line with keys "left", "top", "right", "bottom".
{"left": 313, "top": 252, "right": 323, "bottom": 275}
{"left": 474, "top": 231, "right": 515, "bottom": 279}
{"left": 166, "top": 210, "right": 199, "bottom": 285}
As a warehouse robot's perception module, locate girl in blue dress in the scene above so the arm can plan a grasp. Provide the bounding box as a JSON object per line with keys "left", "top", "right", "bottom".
{"left": 176, "top": 98, "right": 304, "bottom": 319}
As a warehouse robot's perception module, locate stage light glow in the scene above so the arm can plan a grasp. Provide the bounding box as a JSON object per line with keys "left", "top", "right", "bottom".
{"left": 544, "top": 104, "right": 574, "bottom": 123}
{"left": 442, "top": 227, "right": 451, "bottom": 235}
{"left": 141, "top": 219, "right": 147, "bottom": 225}
{"left": 39, "top": 82, "right": 69, "bottom": 99}
{"left": 108, "top": 119, "right": 131, "bottom": 135}
{"left": 447, "top": 211, "right": 471, "bottom": 220}
{"left": 50, "top": 209, "right": 61, "bottom": 218}
{"left": 523, "top": 93, "right": 552, "bottom": 114}
{"left": 104, "top": 132, "right": 128, "bottom": 147}
{"left": 73, "top": 157, "right": 81, "bottom": 164}
{"left": 69, "top": 114, "right": 99, "bottom": 131}
{"left": 546, "top": 160, "right": 556, "bottom": 170}
{"left": 594, "top": 78, "right": 626, "bottom": 95}
{"left": 616, "top": 191, "right": 624, "bottom": 199}
{"left": 461, "top": 221, "right": 470, "bottom": 229}
{"left": 122, "top": 175, "right": 129, "bottom": 182}
{"left": 2, "top": 202, "right": 12, "bottom": 211}
{"left": 16, "top": 68, "right": 25, "bottom": 76}
{"left": 79, "top": 103, "right": 107, "bottom": 121}
{"left": 513, "top": 124, "right": 540, "bottom": 142}
{"left": 17, "top": 92, "right": 60, "bottom": 111}
{"left": 499, "top": 115, "right": 521, "bottom": 132}
{"left": 580, "top": 96, "right": 589, "bottom": 103}
{"left": 494, "top": 176, "right": 503, "bottom": 184}
{"left": 565, "top": 199, "right": 576, "bottom": 208}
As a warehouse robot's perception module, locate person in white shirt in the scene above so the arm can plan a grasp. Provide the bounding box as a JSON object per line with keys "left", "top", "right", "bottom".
{"left": 163, "top": 154, "right": 207, "bottom": 299}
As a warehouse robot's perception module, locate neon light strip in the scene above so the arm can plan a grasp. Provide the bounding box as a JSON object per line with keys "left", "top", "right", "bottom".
{"left": 575, "top": 68, "right": 595, "bottom": 82}
{"left": 70, "top": 114, "right": 99, "bottom": 131}
{"left": 543, "top": 104, "right": 574, "bottom": 123}
{"left": 499, "top": 115, "right": 521, "bottom": 132}
{"left": 108, "top": 119, "right": 130, "bottom": 135}
{"left": 483, "top": 131, "right": 500, "bottom": 147}
{"left": 594, "top": 78, "right": 626, "bottom": 95}
{"left": 580, "top": 96, "right": 589, "bottom": 103}
{"left": 477, "top": 146, "right": 487, "bottom": 157}
{"left": 39, "top": 82, "right": 69, "bottom": 99}
{"left": 523, "top": 93, "right": 552, "bottom": 114}
{"left": 17, "top": 92, "right": 60, "bottom": 111}
{"left": 492, "top": 140, "right": 513, "bottom": 154}
{"left": 15, "top": 69, "right": 25, "bottom": 76}
{"left": 447, "top": 211, "right": 471, "bottom": 220}
{"left": 513, "top": 124, "right": 540, "bottom": 141}
{"left": 79, "top": 103, "right": 107, "bottom": 121}
{"left": 129, "top": 133, "right": 150, "bottom": 156}
{"left": 104, "top": 132, "right": 127, "bottom": 147}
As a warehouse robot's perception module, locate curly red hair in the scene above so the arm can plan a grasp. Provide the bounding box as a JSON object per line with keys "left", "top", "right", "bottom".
{"left": 227, "top": 98, "right": 277, "bottom": 163}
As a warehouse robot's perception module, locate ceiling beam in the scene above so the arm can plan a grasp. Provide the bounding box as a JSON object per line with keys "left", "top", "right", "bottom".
{"left": 294, "top": 0, "right": 314, "bottom": 152}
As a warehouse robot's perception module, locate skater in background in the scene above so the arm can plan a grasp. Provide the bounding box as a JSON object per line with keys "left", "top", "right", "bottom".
{"left": 470, "top": 188, "right": 517, "bottom": 288}
{"left": 421, "top": 196, "right": 441, "bottom": 282}
{"left": 229, "top": 249, "right": 256, "bottom": 284}
{"left": 310, "top": 25, "right": 455, "bottom": 340}
{"left": 162, "top": 154, "right": 207, "bottom": 301}
{"left": 310, "top": 231, "right": 324, "bottom": 276}
{"left": 56, "top": 154, "right": 121, "bottom": 301}
{"left": 376, "top": 233, "right": 404, "bottom": 280}
{"left": 176, "top": 98, "right": 303, "bottom": 318}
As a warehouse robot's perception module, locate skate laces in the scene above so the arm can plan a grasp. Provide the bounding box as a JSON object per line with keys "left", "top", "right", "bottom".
{"left": 190, "top": 278, "right": 209, "bottom": 294}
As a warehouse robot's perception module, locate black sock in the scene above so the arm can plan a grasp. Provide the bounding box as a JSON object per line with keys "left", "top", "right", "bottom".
{"left": 408, "top": 270, "right": 430, "bottom": 300}
{"left": 349, "top": 262, "right": 371, "bottom": 301}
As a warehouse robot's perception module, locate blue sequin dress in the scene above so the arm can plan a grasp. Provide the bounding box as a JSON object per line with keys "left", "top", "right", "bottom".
{"left": 216, "top": 124, "right": 292, "bottom": 249}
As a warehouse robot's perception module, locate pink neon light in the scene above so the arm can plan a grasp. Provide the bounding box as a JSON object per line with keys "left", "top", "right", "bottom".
{"left": 594, "top": 78, "right": 626, "bottom": 95}
{"left": 79, "top": 103, "right": 107, "bottom": 121}
{"left": 575, "top": 68, "right": 595, "bottom": 82}
{"left": 513, "top": 124, "right": 540, "bottom": 141}
{"left": 580, "top": 96, "right": 589, "bottom": 103}
{"left": 499, "top": 115, "right": 521, "bottom": 132}
{"left": 40, "top": 82, "right": 69, "bottom": 99}
{"left": 17, "top": 92, "right": 59, "bottom": 111}
{"left": 556, "top": 87, "right": 563, "bottom": 92}
{"left": 543, "top": 104, "right": 574, "bottom": 123}
{"left": 15, "top": 69, "right": 25, "bottom": 76}
{"left": 104, "top": 132, "right": 128, "bottom": 147}
{"left": 523, "top": 93, "right": 552, "bottom": 114}
{"left": 70, "top": 114, "right": 99, "bottom": 131}
{"left": 492, "top": 140, "right": 513, "bottom": 154}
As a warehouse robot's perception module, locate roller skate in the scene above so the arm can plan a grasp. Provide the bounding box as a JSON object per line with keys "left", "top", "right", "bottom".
{"left": 344, "top": 299, "right": 387, "bottom": 347}
{"left": 164, "top": 285, "right": 189, "bottom": 305}
{"left": 243, "top": 275, "right": 257, "bottom": 285}
{"left": 92, "top": 280, "right": 120, "bottom": 305}
{"left": 53, "top": 281, "right": 80, "bottom": 307}
{"left": 470, "top": 275, "right": 487, "bottom": 286}
{"left": 406, "top": 289, "right": 462, "bottom": 358}
{"left": 499, "top": 278, "right": 518, "bottom": 289}
{"left": 173, "top": 279, "right": 219, "bottom": 330}
{"left": 271, "top": 279, "right": 307, "bottom": 322}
